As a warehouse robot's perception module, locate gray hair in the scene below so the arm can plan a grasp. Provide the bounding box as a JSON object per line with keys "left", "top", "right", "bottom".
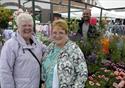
{"left": 16, "top": 13, "right": 33, "bottom": 26}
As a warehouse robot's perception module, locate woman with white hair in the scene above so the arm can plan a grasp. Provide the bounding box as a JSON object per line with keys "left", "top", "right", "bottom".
{"left": 0, "top": 13, "right": 46, "bottom": 88}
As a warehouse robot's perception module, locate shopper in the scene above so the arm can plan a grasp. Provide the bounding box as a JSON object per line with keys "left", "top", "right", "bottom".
{"left": 0, "top": 13, "right": 46, "bottom": 88}
{"left": 53, "top": 13, "right": 62, "bottom": 21}
{"left": 77, "top": 9, "right": 98, "bottom": 41}
{"left": 2, "top": 29, "right": 13, "bottom": 41}
{"left": 42, "top": 19, "right": 88, "bottom": 88}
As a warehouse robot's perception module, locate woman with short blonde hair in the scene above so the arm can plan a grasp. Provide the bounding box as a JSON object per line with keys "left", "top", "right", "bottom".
{"left": 52, "top": 19, "right": 68, "bottom": 33}
{"left": 42, "top": 19, "right": 88, "bottom": 88}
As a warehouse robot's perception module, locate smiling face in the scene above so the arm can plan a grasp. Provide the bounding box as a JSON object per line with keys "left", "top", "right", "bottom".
{"left": 16, "top": 13, "right": 33, "bottom": 41}
{"left": 18, "top": 20, "right": 33, "bottom": 41}
{"left": 52, "top": 26, "right": 68, "bottom": 48}
{"left": 83, "top": 9, "right": 91, "bottom": 21}
{"left": 52, "top": 19, "right": 68, "bottom": 48}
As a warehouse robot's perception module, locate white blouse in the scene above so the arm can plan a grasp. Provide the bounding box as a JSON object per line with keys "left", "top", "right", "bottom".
{"left": 52, "top": 64, "right": 59, "bottom": 88}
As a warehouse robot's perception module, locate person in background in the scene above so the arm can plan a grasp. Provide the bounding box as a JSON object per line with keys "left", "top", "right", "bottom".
{"left": 0, "top": 13, "right": 46, "bottom": 88}
{"left": 107, "top": 20, "right": 115, "bottom": 32}
{"left": 42, "top": 19, "right": 88, "bottom": 88}
{"left": 48, "top": 13, "right": 63, "bottom": 41}
{"left": 53, "top": 13, "right": 62, "bottom": 21}
{"left": 77, "top": 9, "right": 98, "bottom": 41}
{"left": 2, "top": 29, "right": 13, "bottom": 41}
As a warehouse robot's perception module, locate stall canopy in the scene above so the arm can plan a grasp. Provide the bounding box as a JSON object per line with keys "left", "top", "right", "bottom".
{"left": 98, "top": 0, "right": 125, "bottom": 9}
{"left": 97, "top": 0, "right": 125, "bottom": 18}
{"left": 1, "top": 0, "right": 125, "bottom": 19}
{"left": 61, "top": 0, "right": 125, "bottom": 19}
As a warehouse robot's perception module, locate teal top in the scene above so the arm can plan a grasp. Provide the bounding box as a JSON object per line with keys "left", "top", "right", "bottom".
{"left": 43, "top": 46, "right": 61, "bottom": 88}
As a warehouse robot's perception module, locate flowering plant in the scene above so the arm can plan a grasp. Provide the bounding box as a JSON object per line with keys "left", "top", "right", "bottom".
{"left": 0, "top": 7, "right": 12, "bottom": 29}
{"left": 85, "top": 67, "right": 120, "bottom": 88}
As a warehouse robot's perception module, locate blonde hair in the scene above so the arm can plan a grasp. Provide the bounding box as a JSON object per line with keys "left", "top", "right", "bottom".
{"left": 16, "top": 13, "right": 33, "bottom": 27}
{"left": 53, "top": 19, "right": 68, "bottom": 33}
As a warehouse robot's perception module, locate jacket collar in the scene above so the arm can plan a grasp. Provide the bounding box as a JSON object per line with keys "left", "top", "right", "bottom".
{"left": 14, "top": 32, "right": 37, "bottom": 49}
{"left": 48, "top": 39, "right": 72, "bottom": 52}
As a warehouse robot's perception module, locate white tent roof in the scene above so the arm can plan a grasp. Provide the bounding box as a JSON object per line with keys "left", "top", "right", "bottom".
{"left": 61, "top": 7, "right": 125, "bottom": 19}
{"left": 91, "top": 7, "right": 125, "bottom": 18}
{"left": 1, "top": 0, "right": 125, "bottom": 19}
{"left": 98, "top": 0, "right": 125, "bottom": 9}
{"left": 61, "top": 0, "right": 125, "bottom": 19}
{"left": 1, "top": 0, "right": 50, "bottom": 10}
{"left": 97, "top": 0, "right": 125, "bottom": 18}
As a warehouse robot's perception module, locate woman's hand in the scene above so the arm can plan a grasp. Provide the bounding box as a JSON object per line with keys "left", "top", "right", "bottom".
{"left": 42, "top": 83, "right": 45, "bottom": 88}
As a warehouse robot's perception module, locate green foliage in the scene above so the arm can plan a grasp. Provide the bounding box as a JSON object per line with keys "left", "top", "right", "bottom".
{"left": 0, "top": 7, "right": 12, "bottom": 29}
{"left": 96, "top": 51, "right": 107, "bottom": 65}
{"left": 81, "top": 40, "right": 93, "bottom": 56}
{"left": 90, "top": 26, "right": 101, "bottom": 39}
{"left": 98, "top": 21, "right": 106, "bottom": 30}
{"left": 109, "top": 36, "right": 122, "bottom": 63}
{"left": 121, "top": 38, "right": 125, "bottom": 63}
{"left": 87, "top": 64, "right": 100, "bottom": 74}
{"left": 77, "top": 38, "right": 101, "bottom": 56}
{"left": 36, "top": 32, "right": 50, "bottom": 46}
{"left": 66, "top": 18, "right": 79, "bottom": 33}
{"left": 106, "top": 77, "right": 119, "bottom": 88}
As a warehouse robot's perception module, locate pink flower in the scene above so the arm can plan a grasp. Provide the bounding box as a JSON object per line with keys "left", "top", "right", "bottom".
{"left": 88, "top": 76, "right": 94, "bottom": 81}
{"left": 117, "top": 80, "right": 125, "bottom": 88}
{"left": 116, "top": 76, "right": 123, "bottom": 80}
{"left": 113, "top": 82, "right": 118, "bottom": 88}
{"left": 98, "top": 75, "right": 102, "bottom": 78}
{"left": 90, "top": 17, "right": 97, "bottom": 26}
{"left": 101, "top": 75, "right": 105, "bottom": 78}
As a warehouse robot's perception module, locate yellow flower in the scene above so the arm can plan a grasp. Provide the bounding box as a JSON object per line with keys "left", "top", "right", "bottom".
{"left": 96, "top": 82, "right": 101, "bottom": 86}
{"left": 89, "top": 81, "right": 95, "bottom": 86}
{"left": 104, "top": 77, "right": 109, "bottom": 81}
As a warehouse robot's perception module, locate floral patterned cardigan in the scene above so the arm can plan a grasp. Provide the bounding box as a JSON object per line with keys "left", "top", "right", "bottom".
{"left": 42, "top": 40, "right": 88, "bottom": 88}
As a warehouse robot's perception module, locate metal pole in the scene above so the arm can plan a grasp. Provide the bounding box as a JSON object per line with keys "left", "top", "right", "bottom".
{"left": 32, "top": 0, "right": 36, "bottom": 33}
{"left": 18, "top": 0, "right": 21, "bottom": 8}
{"left": 68, "top": 0, "right": 71, "bottom": 22}
{"left": 99, "top": 8, "right": 103, "bottom": 28}
{"left": 85, "top": 4, "right": 87, "bottom": 9}
{"left": 40, "top": 10, "right": 42, "bottom": 23}
{"left": 50, "top": 2, "right": 53, "bottom": 22}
